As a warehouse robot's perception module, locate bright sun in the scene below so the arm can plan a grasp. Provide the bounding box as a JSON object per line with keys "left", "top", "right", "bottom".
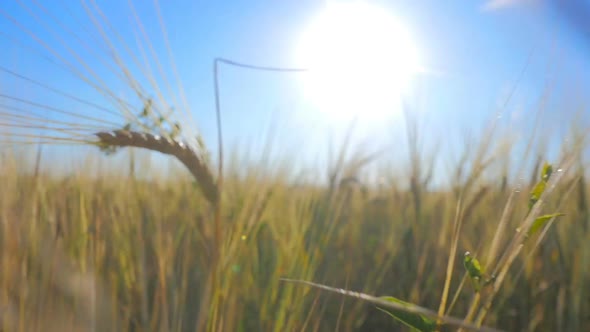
{"left": 297, "top": 2, "right": 422, "bottom": 122}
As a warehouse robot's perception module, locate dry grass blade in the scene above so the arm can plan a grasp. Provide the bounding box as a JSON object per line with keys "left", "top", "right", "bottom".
{"left": 280, "top": 278, "right": 504, "bottom": 332}
{"left": 484, "top": 190, "right": 517, "bottom": 270}
{"left": 95, "top": 129, "right": 218, "bottom": 204}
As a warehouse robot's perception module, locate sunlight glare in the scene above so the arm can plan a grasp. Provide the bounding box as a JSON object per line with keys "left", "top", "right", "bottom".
{"left": 297, "top": 2, "right": 422, "bottom": 123}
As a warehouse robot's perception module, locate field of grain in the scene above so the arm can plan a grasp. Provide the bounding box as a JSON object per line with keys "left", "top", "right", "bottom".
{"left": 0, "top": 1, "right": 589, "bottom": 332}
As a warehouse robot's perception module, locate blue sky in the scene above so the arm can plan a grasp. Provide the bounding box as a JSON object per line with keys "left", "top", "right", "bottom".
{"left": 0, "top": 0, "right": 588, "bottom": 183}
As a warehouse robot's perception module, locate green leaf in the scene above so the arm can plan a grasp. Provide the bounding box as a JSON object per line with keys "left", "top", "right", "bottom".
{"left": 528, "top": 213, "right": 565, "bottom": 237}
{"left": 529, "top": 180, "right": 546, "bottom": 210}
{"left": 541, "top": 162, "right": 553, "bottom": 182}
{"left": 377, "top": 296, "right": 437, "bottom": 332}
{"left": 464, "top": 251, "right": 484, "bottom": 292}
{"left": 529, "top": 163, "right": 553, "bottom": 210}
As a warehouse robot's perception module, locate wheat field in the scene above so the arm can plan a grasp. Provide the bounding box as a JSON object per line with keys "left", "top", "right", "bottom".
{"left": 0, "top": 1, "right": 589, "bottom": 332}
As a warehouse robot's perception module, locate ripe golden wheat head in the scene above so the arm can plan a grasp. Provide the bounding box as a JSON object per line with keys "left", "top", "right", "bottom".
{"left": 95, "top": 129, "right": 218, "bottom": 204}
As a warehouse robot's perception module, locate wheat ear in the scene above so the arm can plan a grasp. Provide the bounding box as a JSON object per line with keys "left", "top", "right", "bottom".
{"left": 95, "top": 130, "right": 218, "bottom": 204}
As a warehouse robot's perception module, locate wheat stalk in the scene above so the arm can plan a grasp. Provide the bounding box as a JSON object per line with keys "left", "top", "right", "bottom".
{"left": 95, "top": 129, "right": 218, "bottom": 205}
